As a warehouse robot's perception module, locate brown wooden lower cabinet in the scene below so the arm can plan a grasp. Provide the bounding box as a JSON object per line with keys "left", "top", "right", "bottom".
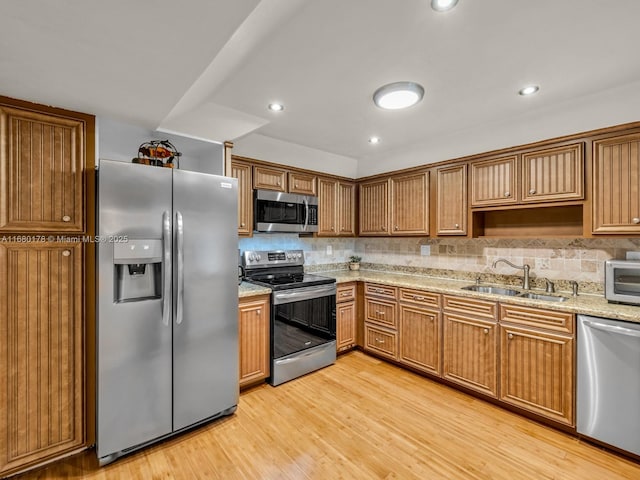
{"left": 238, "top": 295, "right": 270, "bottom": 388}
{"left": 442, "top": 311, "right": 498, "bottom": 398}
{"left": 398, "top": 304, "right": 441, "bottom": 376}
{"left": 0, "top": 242, "right": 84, "bottom": 477}
{"left": 364, "top": 323, "right": 398, "bottom": 360}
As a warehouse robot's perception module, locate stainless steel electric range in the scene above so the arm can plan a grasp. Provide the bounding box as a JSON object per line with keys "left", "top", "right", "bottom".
{"left": 242, "top": 249, "right": 336, "bottom": 386}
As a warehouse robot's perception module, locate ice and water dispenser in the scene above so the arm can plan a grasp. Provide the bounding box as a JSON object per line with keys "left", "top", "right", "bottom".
{"left": 113, "top": 239, "right": 163, "bottom": 302}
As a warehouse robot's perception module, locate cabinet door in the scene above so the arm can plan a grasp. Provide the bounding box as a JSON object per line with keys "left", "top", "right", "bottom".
{"left": 317, "top": 178, "right": 337, "bottom": 236}
{"left": 442, "top": 313, "right": 498, "bottom": 397}
{"left": 521, "top": 144, "right": 584, "bottom": 203}
{"left": 0, "top": 106, "right": 85, "bottom": 232}
{"left": 230, "top": 161, "right": 253, "bottom": 236}
{"left": 593, "top": 133, "right": 640, "bottom": 233}
{"left": 399, "top": 305, "right": 441, "bottom": 376}
{"left": 436, "top": 164, "right": 467, "bottom": 235}
{"left": 390, "top": 171, "right": 429, "bottom": 235}
{"left": 337, "top": 301, "right": 356, "bottom": 352}
{"left": 470, "top": 156, "right": 517, "bottom": 207}
{"left": 253, "top": 165, "right": 287, "bottom": 192}
{"left": 359, "top": 180, "right": 389, "bottom": 235}
{"left": 500, "top": 324, "right": 574, "bottom": 426}
{"left": 0, "top": 242, "right": 83, "bottom": 476}
{"left": 289, "top": 172, "right": 316, "bottom": 195}
{"left": 337, "top": 182, "right": 356, "bottom": 236}
{"left": 238, "top": 296, "right": 270, "bottom": 388}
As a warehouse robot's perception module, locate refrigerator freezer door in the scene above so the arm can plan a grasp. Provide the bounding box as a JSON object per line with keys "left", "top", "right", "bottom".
{"left": 97, "top": 160, "right": 173, "bottom": 459}
{"left": 172, "top": 171, "right": 239, "bottom": 430}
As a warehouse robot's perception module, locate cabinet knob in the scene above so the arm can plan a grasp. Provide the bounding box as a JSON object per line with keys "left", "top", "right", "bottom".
{"left": 276, "top": 180, "right": 281, "bottom": 186}
{"left": 62, "top": 215, "right": 71, "bottom": 222}
{"left": 633, "top": 217, "right": 640, "bottom": 224}
{"left": 331, "top": 227, "right": 335, "bottom": 231}
{"left": 256, "top": 310, "right": 261, "bottom": 315}
{"left": 394, "top": 225, "right": 399, "bottom": 230}
{"left": 240, "top": 222, "right": 245, "bottom": 227}
{"left": 504, "top": 192, "right": 511, "bottom": 198}
{"left": 381, "top": 226, "right": 386, "bottom": 231}
{"left": 508, "top": 333, "right": 514, "bottom": 340}
{"left": 454, "top": 223, "right": 460, "bottom": 229}
{"left": 529, "top": 189, "right": 536, "bottom": 195}
{"left": 295, "top": 183, "right": 299, "bottom": 188}
{"left": 62, "top": 250, "right": 71, "bottom": 257}
{"left": 483, "top": 328, "right": 489, "bottom": 335}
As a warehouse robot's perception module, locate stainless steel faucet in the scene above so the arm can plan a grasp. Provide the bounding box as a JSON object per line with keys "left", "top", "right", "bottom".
{"left": 492, "top": 258, "right": 531, "bottom": 290}
{"left": 544, "top": 278, "right": 555, "bottom": 294}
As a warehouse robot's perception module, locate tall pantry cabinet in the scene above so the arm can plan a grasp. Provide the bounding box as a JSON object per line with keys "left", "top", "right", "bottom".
{"left": 0, "top": 96, "right": 94, "bottom": 477}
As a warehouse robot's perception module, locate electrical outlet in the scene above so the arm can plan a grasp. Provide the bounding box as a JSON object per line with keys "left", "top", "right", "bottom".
{"left": 326, "top": 245, "right": 332, "bottom": 255}
{"left": 420, "top": 245, "right": 431, "bottom": 256}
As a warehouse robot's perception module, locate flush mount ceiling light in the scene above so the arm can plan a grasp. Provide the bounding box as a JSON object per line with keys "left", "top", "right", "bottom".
{"left": 431, "top": 0, "right": 459, "bottom": 12}
{"left": 518, "top": 85, "right": 540, "bottom": 96}
{"left": 373, "top": 82, "right": 425, "bottom": 110}
{"left": 368, "top": 136, "right": 380, "bottom": 144}
{"left": 268, "top": 103, "right": 284, "bottom": 112}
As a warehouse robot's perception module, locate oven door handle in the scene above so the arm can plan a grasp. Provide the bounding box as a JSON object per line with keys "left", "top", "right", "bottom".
{"left": 273, "top": 284, "right": 337, "bottom": 305}
{"left": 275, "top": 343, "right": 335, "bottom": 365}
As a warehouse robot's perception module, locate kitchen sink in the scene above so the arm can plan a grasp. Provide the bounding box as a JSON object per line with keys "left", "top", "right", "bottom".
{"left": 517, "top": 292, "right": 569, "bottom": 302}
{"left": 461, "top": 285, "right": 520, "bottom": 296}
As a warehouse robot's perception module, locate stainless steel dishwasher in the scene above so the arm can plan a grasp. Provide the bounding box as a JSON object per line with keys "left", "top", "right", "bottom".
{"left": 577, "top": 315, "right": 640, "bottom": 456}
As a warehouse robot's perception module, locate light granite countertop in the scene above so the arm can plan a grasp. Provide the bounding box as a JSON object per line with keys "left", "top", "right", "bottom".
{"left": 238, "top": 269, "right": 640, "bottom": 323}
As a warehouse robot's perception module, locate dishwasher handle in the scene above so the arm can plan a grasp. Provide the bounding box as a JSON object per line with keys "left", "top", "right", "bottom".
{"left": 582, "top": 319, "right": 640, "bottom": 338}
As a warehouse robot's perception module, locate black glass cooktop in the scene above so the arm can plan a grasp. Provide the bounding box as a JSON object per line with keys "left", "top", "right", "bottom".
{"left": 247, "top": 272, "right": 335, "bottom": 290}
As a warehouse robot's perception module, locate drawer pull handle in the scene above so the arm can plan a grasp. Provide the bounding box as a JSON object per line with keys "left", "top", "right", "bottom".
{"left": 376, "top": 338, "right": 384, "bottom": 344}
{"left": 375, "top": 311, "right": 385, "bottom": 315}
{"left": 413, "top": 295, "right": 425, "bottom": 300}
{"left": 341, "top": 292, "right": 350, "bottom": 297}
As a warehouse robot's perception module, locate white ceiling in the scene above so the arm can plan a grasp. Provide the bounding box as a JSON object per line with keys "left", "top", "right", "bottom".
{"left": 2, "top": 0, "right": 640, "bottom": 177}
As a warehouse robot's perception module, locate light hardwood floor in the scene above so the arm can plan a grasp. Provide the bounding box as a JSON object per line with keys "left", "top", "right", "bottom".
{"left": 13, "top": 351, "right": 640, "bottom": 480}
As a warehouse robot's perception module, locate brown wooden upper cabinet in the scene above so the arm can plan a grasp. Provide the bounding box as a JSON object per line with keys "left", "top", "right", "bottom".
{"left": 436, "top": 164, "right": 467, "bottom": 235}
{"left": 593, "top": 133, "right": 640, "bottom": 234}
{"left": 390, "top": 171, "right": 429, "bottom": 235}
{"left": 359, "top": 179, "right": 389, "bottom": 235}
{"left": 521, "top": 143, "right": 584, "bottom": 203}
{"left": 288, "top": 172, "right": 316, "bottom": 195}
{"left": 470, "top": 156, "right": 518, "bottom": 207}
{"left": 318, "top": 178, "right": 356, "bottom": 236}
{"left": 360, "top": 172, "right": 429, "bottom": 236}
{"left": 252, "top": 165, "right": 287, "bottom": 192}
{"left": 230, "top": 160, "right": 253, "bottom": 236}
{"left": 0, "top": 105, "right": 86, "bottom": 232}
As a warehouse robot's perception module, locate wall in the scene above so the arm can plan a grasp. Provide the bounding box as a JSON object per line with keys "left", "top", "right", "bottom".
{"left": 97, "top": 116, "right": 224, "bottom": 174}
{"left": 239, "top": 235, "right": 640, "bottom": 294}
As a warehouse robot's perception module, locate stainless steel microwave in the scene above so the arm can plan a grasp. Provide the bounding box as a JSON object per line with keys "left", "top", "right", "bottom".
{"left": 254, "top": 189, "right": 318, "bottom": 233}
{"left": 605, "top": 260, "right": 640, "bottom": 305}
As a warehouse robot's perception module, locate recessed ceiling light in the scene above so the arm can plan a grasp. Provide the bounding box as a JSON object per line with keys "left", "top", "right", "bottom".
{"left": 368, "top": 136, "right": 380, "bottom": 144}
{"left": 373, "top": 82, "right": 424, "bottom": 110}
{"left": 518, "top": 85, "right": 540, "bottom": 96}
{"left": 268, "top": 103, "right": 284, "bottom": 111}
{"left": 431, "top": 0, "right": 459, "bottom": 12}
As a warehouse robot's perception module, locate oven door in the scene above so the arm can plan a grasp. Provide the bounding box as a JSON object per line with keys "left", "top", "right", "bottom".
{"left": 254, "top": 189, "right": 318, "bottom": 233}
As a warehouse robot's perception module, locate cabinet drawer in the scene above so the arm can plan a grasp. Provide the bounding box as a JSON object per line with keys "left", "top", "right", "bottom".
{"left": 399, "top": 288, "right": 441, "bottom": 309}
{"left": 500, "top": 304, "right": 574, "bottom": 334}
{"left": 364, "top": 324, "right": 398, "bottom": 360}
{"left": 336, "top": 283, "right": 356, "bottom": 303}
{"left": 443, "top": 295, "right": 497, "bottom": 320}
{"left": 365, "top": 298, "right": 397, "bottom": 329}
{"left": 364, "top": 283, "right": 397, "bottom": 300}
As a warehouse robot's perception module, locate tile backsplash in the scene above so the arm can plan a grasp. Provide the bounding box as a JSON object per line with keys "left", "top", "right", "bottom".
{"left": 239, "top": 234, "right": 640, "bottom": 293}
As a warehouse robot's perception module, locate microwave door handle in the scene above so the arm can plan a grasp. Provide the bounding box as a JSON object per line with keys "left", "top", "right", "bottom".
{"left": 162, "top": 211, "right": 171, "bottom": 327}
{"left": 303, "top": 198, "right": 309, "bottom": 231}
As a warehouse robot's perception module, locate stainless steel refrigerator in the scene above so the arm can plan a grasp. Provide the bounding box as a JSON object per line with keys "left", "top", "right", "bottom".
{"left": 96, "top": 159, "right": 238, "bottom": 465}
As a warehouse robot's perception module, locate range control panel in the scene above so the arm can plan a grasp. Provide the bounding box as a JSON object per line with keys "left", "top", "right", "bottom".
{"left": 242, "top": 249, "right": 304, "bottom": 269}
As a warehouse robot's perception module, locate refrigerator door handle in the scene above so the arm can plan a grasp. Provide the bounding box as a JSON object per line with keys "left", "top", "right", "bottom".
{"left": 176, "top": 211, "right": 185, "bottom": 325}
{"left": 582, "top": 319, "right": 640, "bottom": 338}
{"left": 162, "top": 210, "right": 171, "bottom": 326}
